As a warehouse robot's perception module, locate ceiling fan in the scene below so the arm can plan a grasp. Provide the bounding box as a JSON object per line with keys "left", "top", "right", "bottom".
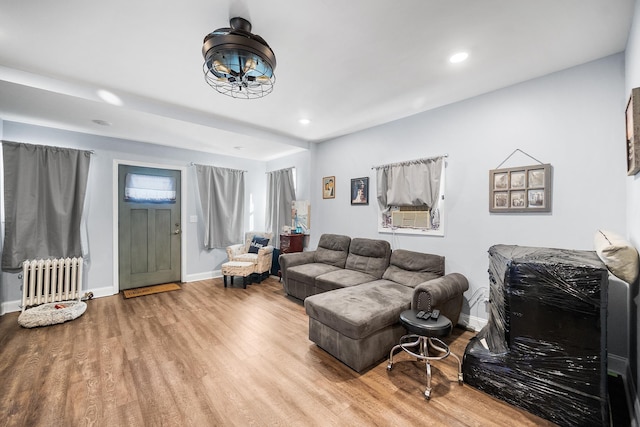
{"left": 202, "top": 17, "right": 277, "bottom": 99}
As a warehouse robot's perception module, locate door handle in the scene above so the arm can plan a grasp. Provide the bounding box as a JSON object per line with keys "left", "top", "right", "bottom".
{"left": 174, "top": 228, "right": 181, "bottom": 235}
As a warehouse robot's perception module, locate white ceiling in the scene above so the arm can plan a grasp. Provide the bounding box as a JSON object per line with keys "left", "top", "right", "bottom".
{"left": 0, "top": 0, "right": 634, "bottom": 161}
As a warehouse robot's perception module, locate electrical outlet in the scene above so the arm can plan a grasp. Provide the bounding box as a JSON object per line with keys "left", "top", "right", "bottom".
{"left": 190, "top": 215, "right": 198, "bottom": 223}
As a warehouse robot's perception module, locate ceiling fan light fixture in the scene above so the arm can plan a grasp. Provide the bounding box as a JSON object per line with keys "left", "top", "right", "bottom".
{"left": 202, "top": 17, "right": 277, "bottom": 99}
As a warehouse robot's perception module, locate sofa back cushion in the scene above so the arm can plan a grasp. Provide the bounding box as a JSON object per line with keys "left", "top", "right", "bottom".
{"left": 344, "top": 238, "right": 392, "bottom": 279}
{"left": 243, "top": 231, "right": 273, "bottom": 252}
{"left": 314, "top": 234, "right": 351, "bottom": 268}
{"left": 382, "top": 249, "right": 445, "bottom": 287}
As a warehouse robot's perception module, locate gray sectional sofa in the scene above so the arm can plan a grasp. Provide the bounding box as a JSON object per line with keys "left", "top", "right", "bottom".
{"left": 279, "top": 233, "right": 469, "bottom": 372}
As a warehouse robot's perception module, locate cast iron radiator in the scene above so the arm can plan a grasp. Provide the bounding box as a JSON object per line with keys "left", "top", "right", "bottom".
{"left": 21, "top": 257, "right": 83, "bottom": 311}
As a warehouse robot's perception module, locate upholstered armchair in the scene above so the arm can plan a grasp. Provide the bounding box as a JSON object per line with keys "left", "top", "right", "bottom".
{"left": 412, "top": 273, "right": 469, "bottom": 324}
{"left": 226, "top": 231, "right": 274, "bottom": 281}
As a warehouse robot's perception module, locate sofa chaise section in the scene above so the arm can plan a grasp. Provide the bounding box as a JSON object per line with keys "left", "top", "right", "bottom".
{"left": 304, "top": 249, "right": 467, "bottom": 372}
{"left": 305, "top": 280, "right": 412, "bottom": 372}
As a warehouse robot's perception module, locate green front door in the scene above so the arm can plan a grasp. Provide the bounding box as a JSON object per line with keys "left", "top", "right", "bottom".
{"left": 118, "top": 165, "right": 181, "bottom": 290}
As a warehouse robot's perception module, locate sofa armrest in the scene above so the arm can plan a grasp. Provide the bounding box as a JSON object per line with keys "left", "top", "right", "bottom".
{"left": 255, "top": 245, "right": 275, "bottom": 274}
{"left": 412, "top": 273, "right": 469, "bottom": 324}
{"left": 226, "top": 243, "right": 246, "bottom": 260}
{"left": 258, "top": 245, "right": 274, "bottom": 255}
{"left": 279, "top": 251, "right": 316, "bottom": 282}
{"left": 280, "top": 251, "right": 315, "bottom": 268}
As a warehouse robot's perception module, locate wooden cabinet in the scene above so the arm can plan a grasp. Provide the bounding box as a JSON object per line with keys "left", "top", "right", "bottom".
{"left": 280, "top": 233, "right": 305, "bottom": 253}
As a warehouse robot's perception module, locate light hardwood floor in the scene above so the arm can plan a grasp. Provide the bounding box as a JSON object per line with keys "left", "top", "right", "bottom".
{"left": 0, "top": 277, "right": 556, "bottom": 427}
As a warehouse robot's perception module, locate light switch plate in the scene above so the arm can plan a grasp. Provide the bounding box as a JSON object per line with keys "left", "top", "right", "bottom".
{"left": 190, "top": 215, "right": 198, "bottom": 223}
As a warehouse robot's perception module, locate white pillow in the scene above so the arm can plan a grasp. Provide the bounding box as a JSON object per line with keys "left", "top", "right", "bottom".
{"left": 594, "top": 229, "right": 639, "bottom": 284}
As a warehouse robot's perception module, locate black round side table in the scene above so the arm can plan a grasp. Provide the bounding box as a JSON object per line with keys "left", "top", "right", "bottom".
{"left": 387, "top": 309, "right": 463, "bottom": 399}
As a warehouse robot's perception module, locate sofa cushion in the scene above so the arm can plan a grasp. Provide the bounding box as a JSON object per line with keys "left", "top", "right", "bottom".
{"left": 344, "top": 238, "right": 391, "bottom": 278}
{"left": 315, "top": 269, "right": 379, "bottom": 293}
{"left": 243, "top": 231, "right": 273, "bottom": 252}
{"left": 305, "top": 280, "right": 413, "bottom": 340}
{"left": 287, "top": 263, "right": 342, "bottom": 285}
{"left": 382, "top": 249, "right": 444, "bottom": 287}
{"left": 594, "top": 229, "right": 639, "bottom": 284}
{"left": 248, "top": 236, "right": 270, "bottom": 254}
{"left": 314, "top": 234, "right": 351, "bottom": 268}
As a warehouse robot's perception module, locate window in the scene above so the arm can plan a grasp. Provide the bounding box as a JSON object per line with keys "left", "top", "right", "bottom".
{"left": 124, "top": 173, "right": 176, "bottom": 203}
{"left": 376, "top": 156, "right": 445, "bottom": 236}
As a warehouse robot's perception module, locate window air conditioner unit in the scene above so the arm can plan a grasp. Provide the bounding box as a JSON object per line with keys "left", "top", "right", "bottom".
{"left": 391, "top": 211, "right": 431, "bottom": 229}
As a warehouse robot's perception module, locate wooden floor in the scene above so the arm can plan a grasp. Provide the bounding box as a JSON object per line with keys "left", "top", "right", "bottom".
{"left": 0, "top": 277, "right": 557, "bottom": 427}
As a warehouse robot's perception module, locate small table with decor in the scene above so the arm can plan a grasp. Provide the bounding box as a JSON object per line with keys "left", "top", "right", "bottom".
{"left": 277, "top": 233, "right": 306, "bottom": 280}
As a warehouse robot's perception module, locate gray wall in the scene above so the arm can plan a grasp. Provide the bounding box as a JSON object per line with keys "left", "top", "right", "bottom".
{"left": 0, "top": 123, "right": 274, "bottom": 307}
{"left": 282, "top": 54, "right": 627, "bottom": 348}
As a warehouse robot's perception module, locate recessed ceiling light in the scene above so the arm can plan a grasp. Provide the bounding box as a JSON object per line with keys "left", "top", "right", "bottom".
{"left": 92, "top": 119, "right": 112, "bottom": 126}
{"left": 449, "top": 52, "right": 469, "bottom": 64}
{"left": 97, "top": 89, "right": 123, "bottom": 106}
{"left": 298, "top": 118, "right": 311, "bottom": 125}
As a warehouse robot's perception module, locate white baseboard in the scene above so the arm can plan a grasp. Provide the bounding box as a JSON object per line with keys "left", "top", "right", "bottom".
{"left": 608, "top": 353, "right": 628, "bottom": 377}
{"left": 87, "top": 285, "right": 116, "bottom": 299}
{"left": 0, "top": 284, "right": 117, "bottom": 315}
{"left": 185, "top": 270, "right": 221, "bottom": 282}
{"left": 458, "top": 313, "right": 487, "bottom": 332}
{"left": 1, "top": 300, "right": 21, "bottom": 315}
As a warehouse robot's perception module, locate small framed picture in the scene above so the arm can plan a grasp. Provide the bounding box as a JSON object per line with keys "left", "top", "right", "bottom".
{"left": 510, "top": 191, "right": 526, "bottom": 208}
{"left": 626, "top": 88, "right": 640, "bottom": 175}
{"left": 510, "top": 171, "right": 525, "bottom": 189}
{"left": 493, "top": 172, "right": 508, "bottom": 190}
{"left": 350, "top": 177, "right": 369, "bottom": 205}
{"left": 528, "top": 189, "right": 546, "bottom": 208}
{"left": 528, "top": 168, "right": 545, "bottom": 187}
{"left": 489, "top": 164, "right": 552, "bottom": 213}
{"left": 322, "top": 176, "right": 335, "bottom": 199}
{"left": 494, "top": 192, "right": 508, "bottom": 209}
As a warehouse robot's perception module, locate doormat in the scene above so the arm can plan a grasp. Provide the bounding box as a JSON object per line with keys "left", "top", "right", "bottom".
{"left": 123, "top": 283, "right": 181, "bottom": 299}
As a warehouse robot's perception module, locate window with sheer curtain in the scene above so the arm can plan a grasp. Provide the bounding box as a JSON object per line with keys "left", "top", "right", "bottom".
{"left": 374, "top": 156, "right": 445, "bottom": 236}
{"left": 124, "top": 173, "right": 177, "bottom": 203}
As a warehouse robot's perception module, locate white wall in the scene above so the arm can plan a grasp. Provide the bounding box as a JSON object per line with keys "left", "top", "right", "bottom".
{"left": 308, "top": 54, "right": 626, "bottom": 328}
{"left": 0, "top": 122, "right": 268, "bottom": 310}
{"left": 267, "top": 150, "right": 312, "bottom": 202}
{"left": 625, "top": 0, "right": 640, "bottom": 407}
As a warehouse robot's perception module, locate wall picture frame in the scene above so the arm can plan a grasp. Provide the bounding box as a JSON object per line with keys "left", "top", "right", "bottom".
{"left": 350, "top": 177, "right": 369, "bottom": 205}
{"left": 626, "top": 87, "right": 640, "bottom": 176}
{"left": 489, "top": 164, "right": 552, "bottom": 213}
{"left": 322, "top": 176, "right": 335, "bottom": 199}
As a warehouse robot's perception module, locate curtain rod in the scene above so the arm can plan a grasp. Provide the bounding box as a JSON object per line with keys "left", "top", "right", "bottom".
{"left": 265, "top": 166, "right": 295, "bottom": 174}
{"left": 189, "top": 162, "right": 247, "bottom": 172}
{"left": 2, "top": 140, "right": 96, "bottom": 154}
{"left": 371, "top": 153, "right": 448, "bottom": 170}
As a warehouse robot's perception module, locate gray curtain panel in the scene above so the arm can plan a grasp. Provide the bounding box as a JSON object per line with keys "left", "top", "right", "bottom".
{"left": 266, "top": 168, "right": 296, "bottom": 245}
{"left": 195, "top": 164, "right": 245, "bottom": 249}
{"left": 375, "top": 156, "right": 443, "bottom": 209}
{"left": 2, "top": 141, "right": 92, "bottom": 270}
